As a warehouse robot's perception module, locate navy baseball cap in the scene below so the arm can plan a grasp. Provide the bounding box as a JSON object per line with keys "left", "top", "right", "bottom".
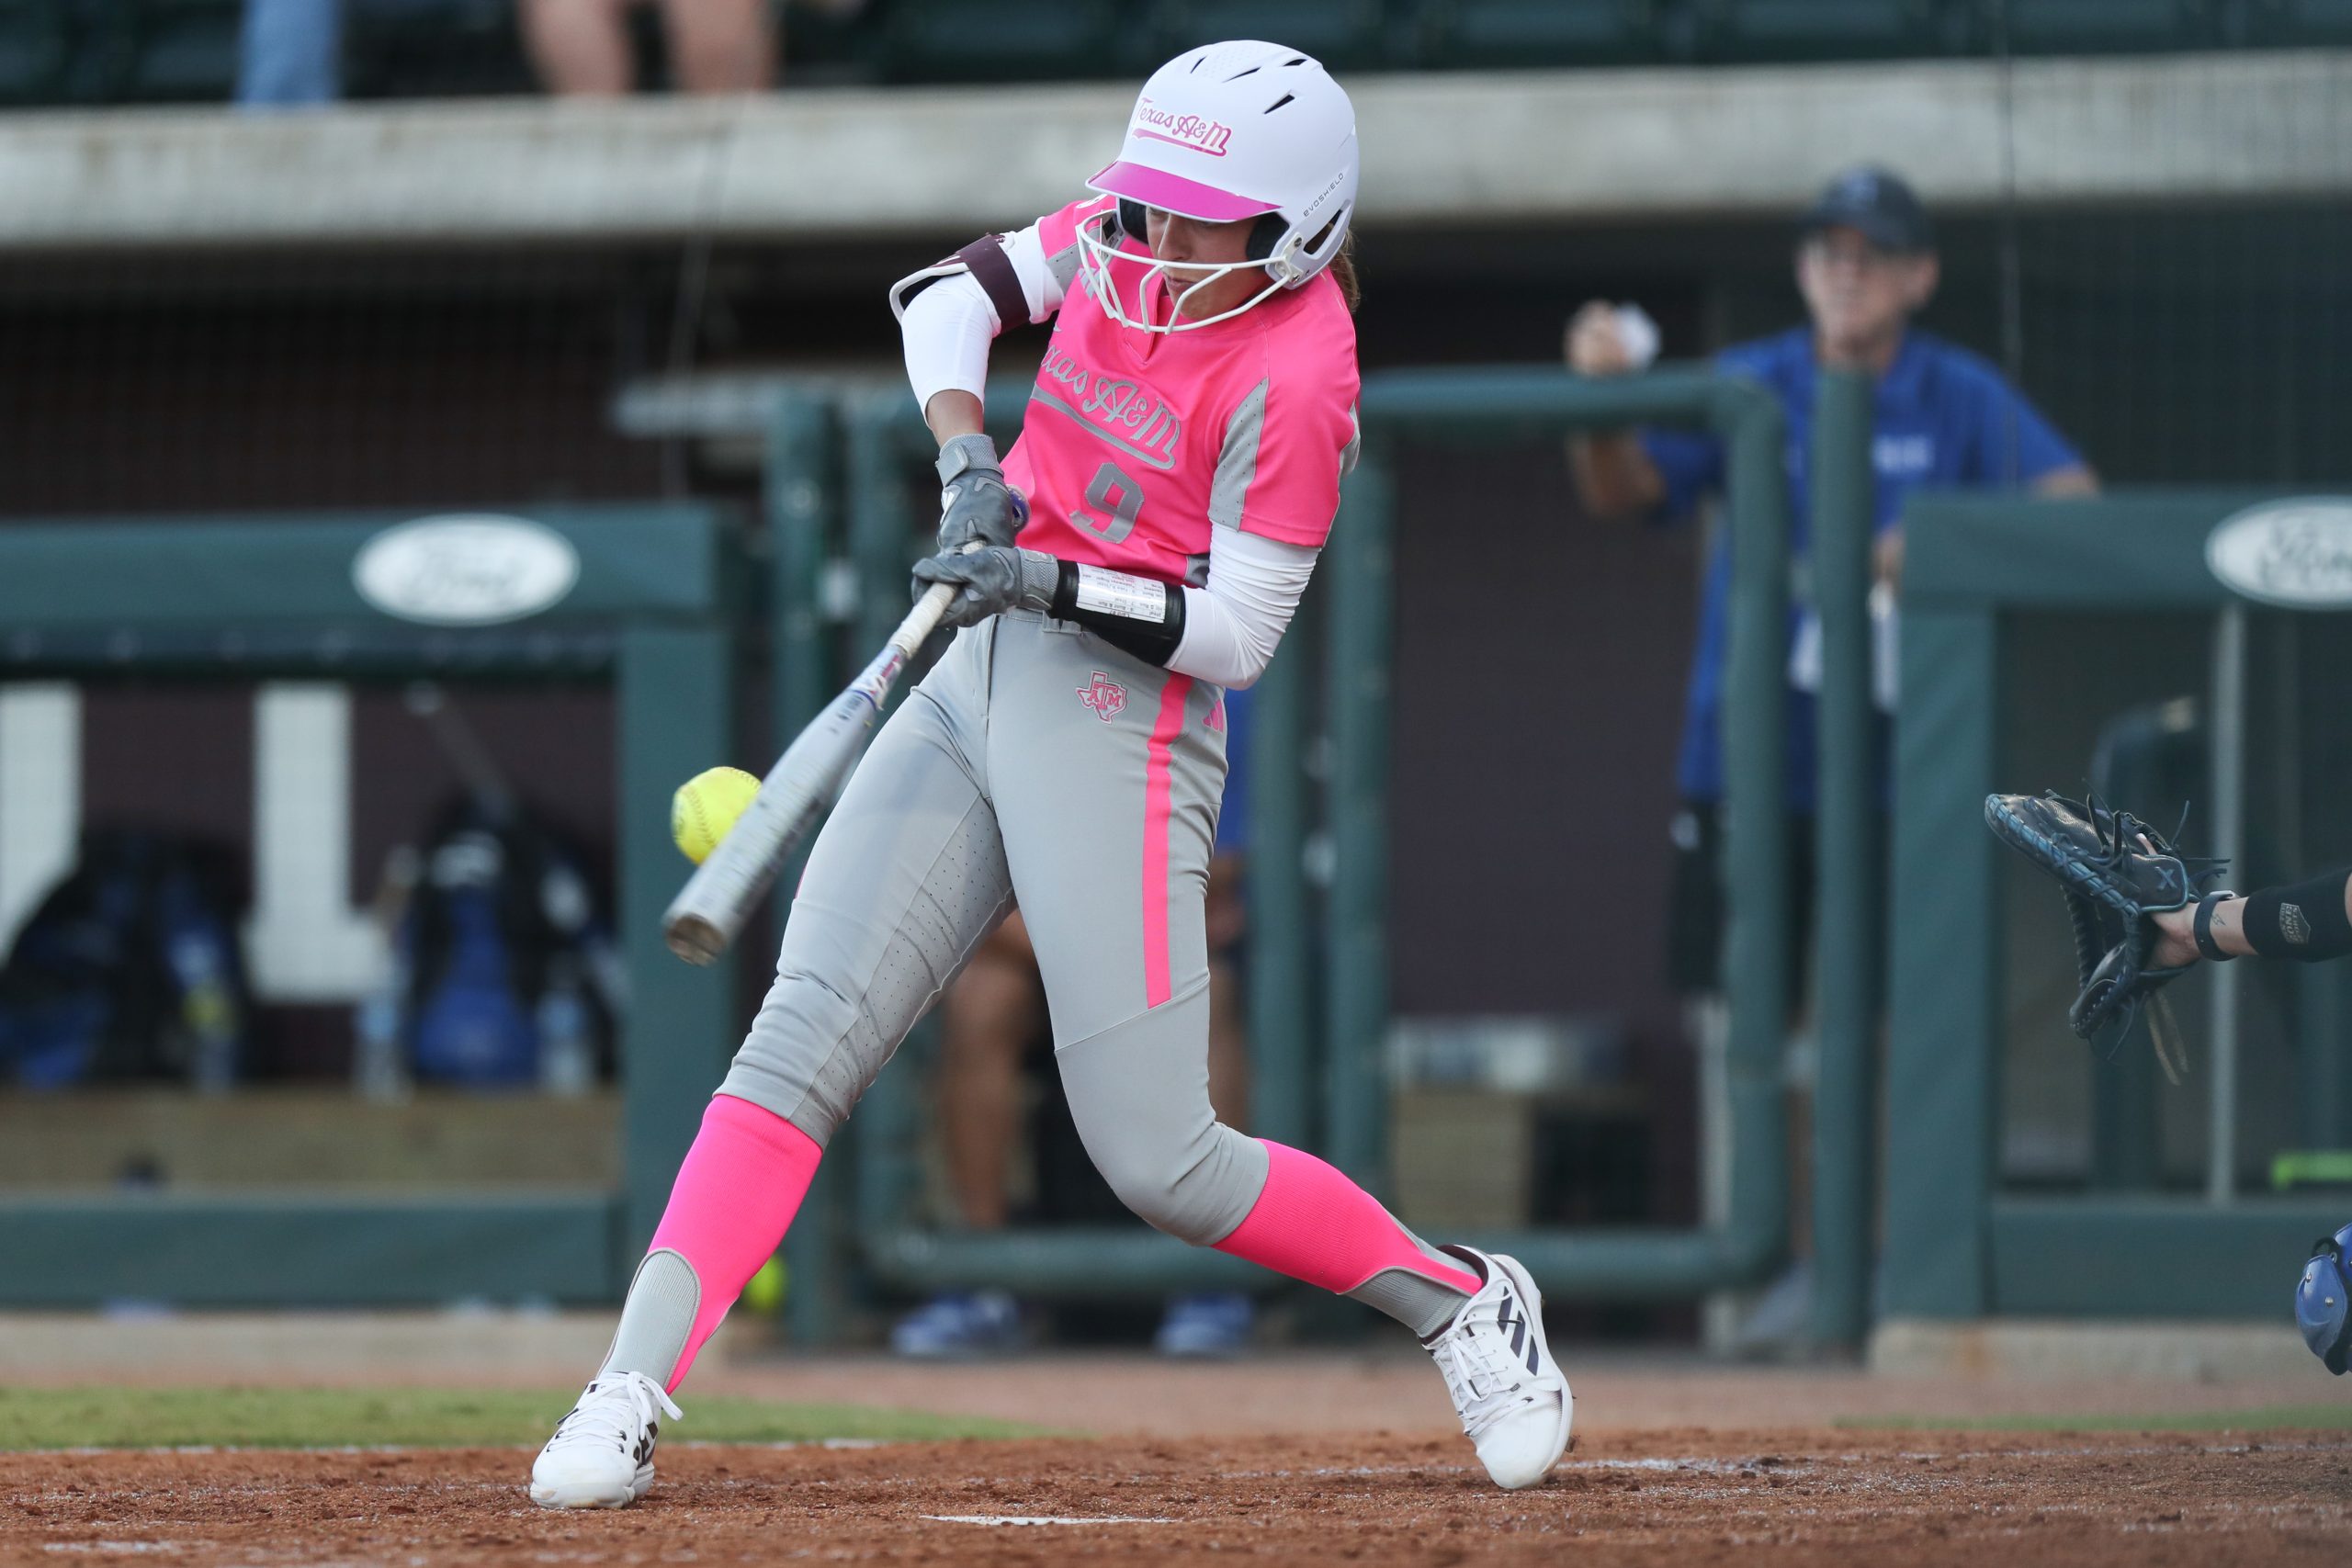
{"left": 1800, "top": 165, "right": 1933, "bottom": 254}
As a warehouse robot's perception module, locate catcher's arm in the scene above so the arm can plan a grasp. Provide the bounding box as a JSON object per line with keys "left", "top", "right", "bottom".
{"left": 2154, "top": 864, "right": 2352, "bottom": 968}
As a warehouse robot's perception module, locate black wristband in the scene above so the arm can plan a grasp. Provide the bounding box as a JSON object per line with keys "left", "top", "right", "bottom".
{"left": 1048, "top": 559, "right": 1185, "bottom": 667}
{"left": 2193, "top": 891, "right": 2237, "bottom": 964}
{"left": 2244, "top": 866, "right": 2352, "bottom": 963}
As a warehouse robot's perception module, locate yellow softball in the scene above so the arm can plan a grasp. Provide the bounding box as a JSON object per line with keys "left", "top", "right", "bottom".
{"left": 671, "top": 766, "right": 762, "bottom": 865}
{"left": 741, "top": 1255, "right": 787, "bottom": 1314}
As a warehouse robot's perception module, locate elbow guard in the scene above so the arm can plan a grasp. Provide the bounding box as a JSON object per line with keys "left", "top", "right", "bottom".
{"left": 1050, "top": 561, "right": 1185, "bottom": 667}
{"left": 888, "top": 260, "right": 960, "bottom": 321}
{"left": 888, "top": 236, "right": 1028, "bottom": 327}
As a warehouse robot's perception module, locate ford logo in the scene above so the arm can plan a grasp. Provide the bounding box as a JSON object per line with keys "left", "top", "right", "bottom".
{"left": 2206, "top": 499, "right": 2352, "bottom": 610}
{"left": 353, "top": 515, "right": 581, "bottom": 626}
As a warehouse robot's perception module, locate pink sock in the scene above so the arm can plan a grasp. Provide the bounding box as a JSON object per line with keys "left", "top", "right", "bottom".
{"left": 1213, "top": 1140, "right": 1480, "bottom": 1297}
{"left": 640, "top": 1093, "right": 822, "bottom": 1390}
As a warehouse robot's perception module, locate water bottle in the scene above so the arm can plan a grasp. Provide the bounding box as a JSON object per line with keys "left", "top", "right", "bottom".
{"left": 352, "top": 964, "right": 411, "bottom": 1102}
{"left": 537, "top": 959, "right": 594, "bottom": 1097}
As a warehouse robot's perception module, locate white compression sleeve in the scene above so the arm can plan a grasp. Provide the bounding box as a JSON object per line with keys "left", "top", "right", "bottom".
{"left": 894, "top": 220, "right": 1063, "bottom": 411}
{"left": 1168, "top": 529, "right": 1320, "bottom": 689}
{"left": 899, "top": 270, "right": 997, "bottom": 410}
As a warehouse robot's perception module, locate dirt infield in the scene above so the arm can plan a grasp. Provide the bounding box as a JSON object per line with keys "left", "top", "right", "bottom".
{"left": 7, "top": 1426, "right": 2350, "bottom": 1567}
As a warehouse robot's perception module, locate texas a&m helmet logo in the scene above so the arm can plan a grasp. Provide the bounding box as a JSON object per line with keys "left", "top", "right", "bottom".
{"left": 1077, "top": 671, "right": 1127, "bottom": 721}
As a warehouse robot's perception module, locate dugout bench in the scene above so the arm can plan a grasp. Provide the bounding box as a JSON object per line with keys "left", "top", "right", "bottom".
{"left": 0, "top": 504, "right": 743, "bottom": 1305}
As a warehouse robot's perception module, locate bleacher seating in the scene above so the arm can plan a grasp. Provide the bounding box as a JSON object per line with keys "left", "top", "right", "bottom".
{"left": 873, "top": 0, "right": 1136, "bottom": 83}
{"left": 1154, "top": 0, "right": 1394, "bottom": 73}
{"left": 95, "top": 0, "right": 243, "bottom": 104}
{"left": 1694, "top": 0, "right": 1974, "bottom": 62}
{"left": 345, "top": 0, "right": 534, "bottom": 101}
{"left": 1984, "top": 0, "right": 2217, "bottom": 53}
{"left": 2243, "top": 0, "right": 2352, "bottom": 41}
{"left": 1415, "top": 0, "right": 1673, "bottom": 69}
{"left": 0, "top": 0, "right": 2304, "bottom": 110}
{"left": 0, "top": 0, "right": 68, "bottom": 104}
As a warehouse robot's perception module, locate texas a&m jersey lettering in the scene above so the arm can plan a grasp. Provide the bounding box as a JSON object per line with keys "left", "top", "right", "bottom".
{"left": 1033, "top": 344, "right": 1183, "bottom": 472}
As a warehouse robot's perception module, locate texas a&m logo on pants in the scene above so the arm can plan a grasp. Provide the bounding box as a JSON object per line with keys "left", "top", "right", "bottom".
{"left": 1077, "top": 671, "right": 1127, "bottom": 721}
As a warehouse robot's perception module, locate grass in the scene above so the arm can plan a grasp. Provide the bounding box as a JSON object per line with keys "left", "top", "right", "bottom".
{"left": 0, "top": 1386, "right": 1048, "bottom": 1451}
{"left": 1836, "top": 1405, "right": 2352, "bottom": 1434}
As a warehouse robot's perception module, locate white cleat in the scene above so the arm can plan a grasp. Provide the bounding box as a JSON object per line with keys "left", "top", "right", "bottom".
{"left": 529, "top": 1371, "right": 682, "bottom": 1509}
{"left": 1424, "top": 1247, "right": 1573, "bottom": 1490}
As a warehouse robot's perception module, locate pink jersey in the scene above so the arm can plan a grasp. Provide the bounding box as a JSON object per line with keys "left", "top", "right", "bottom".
{"left": 1001, "top": 196, "right": 1362, "bottom": 588}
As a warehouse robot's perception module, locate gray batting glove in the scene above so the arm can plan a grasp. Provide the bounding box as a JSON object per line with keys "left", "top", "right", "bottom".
{"left": 934, "top": 434, "right": 1026, "bottom": 553}
{"left": 910, "top": 546, "right": 1058, "bottom": 629}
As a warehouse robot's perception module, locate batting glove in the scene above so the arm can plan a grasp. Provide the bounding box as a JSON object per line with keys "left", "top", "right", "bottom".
{"left": 934, "top": 434, "right": 1027, "bottom": 554}
{"left": 911, "top": 546, "right": 1059, "bottom": 629}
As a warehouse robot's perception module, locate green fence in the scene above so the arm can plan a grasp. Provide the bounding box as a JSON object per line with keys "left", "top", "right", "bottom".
{"left": 0, "top": 505, "right": 741, "bottom": 1304}
{"left": 1883, "top": 491, "right": 2352, "bottom": 1320}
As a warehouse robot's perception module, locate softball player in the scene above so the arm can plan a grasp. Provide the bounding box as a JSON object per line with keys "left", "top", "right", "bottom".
{"left": 531, "top": 39, "right": 1569, "bottom": 1508}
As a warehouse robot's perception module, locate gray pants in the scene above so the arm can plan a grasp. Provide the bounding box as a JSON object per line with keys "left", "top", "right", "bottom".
{"left": 719, "top": 611, "right": 1270, "bottom": 1247}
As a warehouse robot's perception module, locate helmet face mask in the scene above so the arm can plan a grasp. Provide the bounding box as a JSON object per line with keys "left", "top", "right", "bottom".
{"left": 1075, "top": 206, "right": 1291, "bottom": 335}
{"left": 1082, "top": 40, "right": 1358, "bottom": 336}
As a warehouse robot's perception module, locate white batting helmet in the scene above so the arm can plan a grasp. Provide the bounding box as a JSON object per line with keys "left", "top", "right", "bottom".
{"left": 1079, "top": 40, "right": 1360, "bottom": 333}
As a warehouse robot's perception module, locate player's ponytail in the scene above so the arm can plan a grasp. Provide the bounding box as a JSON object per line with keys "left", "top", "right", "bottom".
{"left": 1327, "top": 238, "right": 1361, "bottom": 314}
{"left": 1306, "top": 221, "right": 1359, "bottom": 314}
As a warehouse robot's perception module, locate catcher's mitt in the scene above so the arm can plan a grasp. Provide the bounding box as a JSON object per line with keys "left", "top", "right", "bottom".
{"left": 1984, "top": 790, "right": 2227, "bottom": 1066}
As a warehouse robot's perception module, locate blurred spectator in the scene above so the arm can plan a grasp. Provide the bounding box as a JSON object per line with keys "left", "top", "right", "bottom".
{"left": 239, "top": 0, "right": 869, "bottom": 106}
{"left": 235, "top": 0, "right": 381, "bottom": 106}
{"left": 1565, "top": 164, "right": 2097, "bottom": 1000}
{"left": 520, "top": 0, "right": 775, "bottom": 95}
{"left": 893, "top": 689, "right": 1260, "bottom": 1359}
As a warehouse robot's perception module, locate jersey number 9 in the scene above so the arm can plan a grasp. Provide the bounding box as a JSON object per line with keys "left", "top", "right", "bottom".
{"left": 1074, "top": 460, "right": 1145, "bottom": 543}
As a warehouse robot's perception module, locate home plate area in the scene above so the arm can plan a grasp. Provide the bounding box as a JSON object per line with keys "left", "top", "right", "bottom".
{"left": 8, "top": 1428, "right": 2351, "bottom": 1567}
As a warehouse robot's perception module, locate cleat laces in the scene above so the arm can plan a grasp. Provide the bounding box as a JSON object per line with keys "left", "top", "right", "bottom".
{"left": 1427, "top": 1289, "right": 1545, "bottom": 1441}
{"left": 548, "top": 1371, "right": 681, "bottom": 1461}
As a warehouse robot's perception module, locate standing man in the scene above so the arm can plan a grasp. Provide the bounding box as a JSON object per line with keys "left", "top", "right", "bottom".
{"left": 1566, "top": 164, "right": 2098, "bottom": 1001}
{"left": 1567, "top": 166, "right": 2098, "bottom": 1348}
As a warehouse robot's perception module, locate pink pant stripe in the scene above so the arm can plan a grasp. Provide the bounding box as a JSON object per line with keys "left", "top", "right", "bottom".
{"left": 1213, "top": 1139, "right": 1481, "bottom": 1297}
{"left": 1140, "top": 671, "right": 1193, "bottom": 1009}
{"left": 645, "top": 1092, "right": 822, "bottom": 1391}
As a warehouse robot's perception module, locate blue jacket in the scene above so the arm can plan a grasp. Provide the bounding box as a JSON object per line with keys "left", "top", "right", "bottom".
{"left": 1639, "top": 326, "right": 2083, "bottom": 807}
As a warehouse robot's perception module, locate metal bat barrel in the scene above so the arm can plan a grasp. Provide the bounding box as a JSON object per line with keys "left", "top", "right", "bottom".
{"left": 661, "top": 655, "right": 895, "bottom": 964}
{"left": 660, "top": 577, "right": 957, "bottom": 966}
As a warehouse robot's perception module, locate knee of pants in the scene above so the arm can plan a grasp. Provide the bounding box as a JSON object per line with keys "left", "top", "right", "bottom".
{"left": 1088, "top": 1122, "right": 1266, "bottom": 1245}
{"left": 1056, "top": 989, "right": 1270, "bottom": 1246}
{"left": 718, "top": 964, "right": 882, "bottom": 1149}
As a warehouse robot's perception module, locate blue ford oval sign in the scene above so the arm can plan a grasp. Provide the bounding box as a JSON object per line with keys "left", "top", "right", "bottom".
{"left": 354, "top": 515, "right": 580, "bottom": 626}
{"left": 2206, "top": 499, "right": 2352, "bottom": 610}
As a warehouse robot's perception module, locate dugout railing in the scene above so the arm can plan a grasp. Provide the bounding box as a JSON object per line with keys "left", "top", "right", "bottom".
{"left": 0, "top": 505, "right": 743, "bottom": 1305}
{"left": 760, "top": 365, "right": 1895, "bottom": 1346}
{"left": 1884, "top": 491, "right": 2352, "bottom": 1323}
